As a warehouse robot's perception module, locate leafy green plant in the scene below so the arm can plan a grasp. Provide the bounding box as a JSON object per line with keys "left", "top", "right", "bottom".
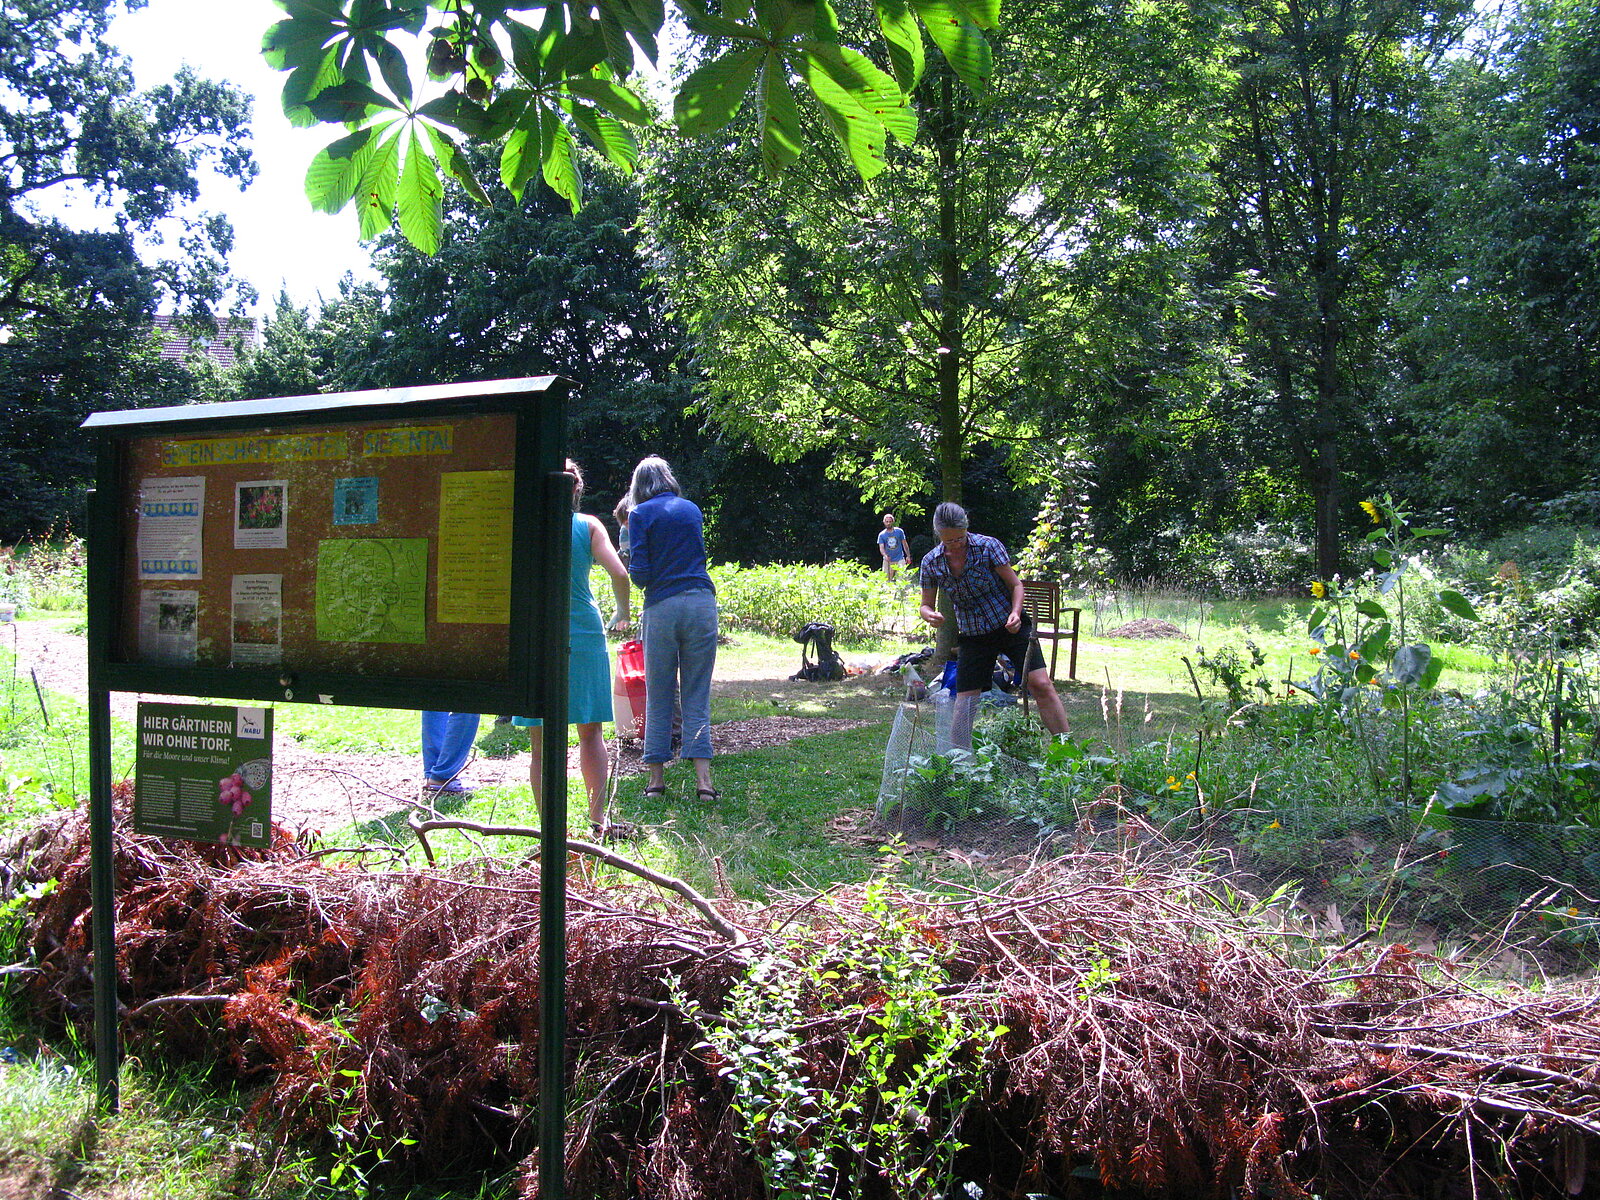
{"left": 972, "top": 705, "right": 1051, "bottom": 763}
{"left": 1033, "top": 737, "right": 1118, "bottom": 820}
{"left": 709, "top": 560, "right": 898, "bottom": 644}
{"left": 1077, "top": 949, "right": 1121, "bottom": 994}
{"left": 1301, "top": 495, "right": 1479, "bottom": 803}
{"left": 899, "top": 749, "right": 1001, "bottom": 830}
{"left": 1194, "top": 640, "right": 1274, "bottom": 710}
{"left": 303, "top": 1011, "right": 419, "bottom": 1197}
{"left": 1417, "top": 650, "right": 1600, "bottom": 836}
{"left": 0, "top": 879, "right": 55, "bottom": 974}
{"left": 679, "top": 867, "right": 1001, "bottom": 1200}
{"left": 2, "top": 527, "right": 87, "bottom": 613}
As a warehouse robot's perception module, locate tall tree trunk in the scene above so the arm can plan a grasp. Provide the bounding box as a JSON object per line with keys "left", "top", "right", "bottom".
{"left": 934, "top": 65, "right": 964, "bottom": 505}
{"left": 1312, "top": 434, "right": 1341, "bottom": 580}
{"left": 927, "top": 64, "right": 963, "bottom": 676}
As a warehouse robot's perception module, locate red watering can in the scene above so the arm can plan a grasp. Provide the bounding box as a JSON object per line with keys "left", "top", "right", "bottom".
{"left": 612, "top": 640, "right": 646, "bottom": 739}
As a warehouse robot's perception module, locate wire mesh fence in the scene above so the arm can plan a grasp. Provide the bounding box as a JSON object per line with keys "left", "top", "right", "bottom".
{"left": 877, "top": 691, "right": 1600, "bottom": 964}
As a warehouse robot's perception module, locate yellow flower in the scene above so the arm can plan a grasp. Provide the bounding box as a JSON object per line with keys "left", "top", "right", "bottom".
{"left": 1349, "top": 651, "right": 1360, "bottom": 660}
{"left": 1186, "top": 772, "right": 1196, "bottom": 779}
{"left": 1568, "top": 907, "right": 1580, "bottom": 918}
{"left": 1266, "top": 820, "right": 1281, "bottom": 830}
{"left": 1310, "top": 580, "right": 1326, "bottom": 599}
{"left": 1360, "top": 500, "right": 1382, "bottom": 524}
{"left": 1309, "top": 646, "right": 1322, "bottom": 656}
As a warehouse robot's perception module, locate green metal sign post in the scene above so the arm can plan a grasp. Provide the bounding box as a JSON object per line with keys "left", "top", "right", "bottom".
{"left": 81, "top": 376, "right": 574, "bottom": 1197}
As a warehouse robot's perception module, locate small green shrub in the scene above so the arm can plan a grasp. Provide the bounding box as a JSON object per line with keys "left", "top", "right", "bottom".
{"left": 709, "top": 560, "right": 897, "bottom": 644}
{"left": 1438, "top": 526, "right": 1600, "bottom": 648}
{"left": 676, "top": 869, "right": 1001, "bottom": 1200}
{"left": 3, "top": 529, "right": 87, "bottom": 613}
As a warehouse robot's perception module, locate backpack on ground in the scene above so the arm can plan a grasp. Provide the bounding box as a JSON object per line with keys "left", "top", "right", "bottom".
{"left": 790, "top": 621, "right": 846, "bottom": 682}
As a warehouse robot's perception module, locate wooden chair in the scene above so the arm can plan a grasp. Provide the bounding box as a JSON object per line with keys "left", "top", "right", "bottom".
{"left": 1019, "top": 581, "right": 1081, "bottom": 708}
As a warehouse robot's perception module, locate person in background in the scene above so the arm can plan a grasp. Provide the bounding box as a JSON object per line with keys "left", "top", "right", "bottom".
{"left": 878, "top": 512, "right": 911, "bottom": 582}
{"left": 627, "top": 455, "right": 719, "bottom": 802}
{"left": 421, "top": 711, "right": 479, "bottom": 795}
{"left": 917, "top": 501, "right": 1070, "bottom": 748}
{"left": 613, "top": 494, "right": 632, "bottom": 565}
{"left": 516, "top": 460, "right": 632, "bottom": 839}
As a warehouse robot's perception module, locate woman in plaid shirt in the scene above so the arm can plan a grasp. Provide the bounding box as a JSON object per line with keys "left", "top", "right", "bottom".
{"left": 917, "top": 502, "right": 1071, "bottom": 746}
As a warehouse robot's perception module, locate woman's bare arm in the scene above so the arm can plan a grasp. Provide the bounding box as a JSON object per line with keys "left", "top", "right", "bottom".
{"left": 589, "top": 515, "right": 631, "bottom": 628}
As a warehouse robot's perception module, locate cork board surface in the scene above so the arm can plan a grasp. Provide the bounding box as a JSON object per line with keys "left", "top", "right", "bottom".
{"left": 113, "top": 412, "right": 521, "bottom": 682}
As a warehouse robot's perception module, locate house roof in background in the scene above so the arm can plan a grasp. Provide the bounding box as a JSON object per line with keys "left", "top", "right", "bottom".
{"left": 152, "top": 314, "right": 259, "bottom": 369}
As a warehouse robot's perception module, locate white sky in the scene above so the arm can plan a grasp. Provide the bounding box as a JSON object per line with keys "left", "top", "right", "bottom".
{"left": 109, "top": 0, "right": 382, "bottom": 315}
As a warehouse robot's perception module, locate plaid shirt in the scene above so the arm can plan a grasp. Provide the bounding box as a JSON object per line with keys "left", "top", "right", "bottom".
{"left": 918, "top": 533, "right": 1015, "bottom": 636}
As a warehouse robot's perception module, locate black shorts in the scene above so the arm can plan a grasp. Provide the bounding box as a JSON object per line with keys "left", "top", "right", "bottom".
{"left": 954, "top": 615, "right": 1045, "bottom": 693}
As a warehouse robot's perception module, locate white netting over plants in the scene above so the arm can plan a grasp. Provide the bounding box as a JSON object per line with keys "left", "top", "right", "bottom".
{"left": 877, "top": 691, "right": 1047, "bottom": 835}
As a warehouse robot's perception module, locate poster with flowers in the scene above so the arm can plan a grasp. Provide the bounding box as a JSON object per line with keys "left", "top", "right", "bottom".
{"left": 234, "top": 480, "right": 288, "bottom": 549}
{"left": 133, "top": 702, "right": 273, "bottom": 848}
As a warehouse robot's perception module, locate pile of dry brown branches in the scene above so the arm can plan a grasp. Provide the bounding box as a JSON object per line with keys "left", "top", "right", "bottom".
{"left": 6, "top": 802, "right": 1599, "bottom": 1199}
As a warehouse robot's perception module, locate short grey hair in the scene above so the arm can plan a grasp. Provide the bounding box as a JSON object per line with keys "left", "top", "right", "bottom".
{"left": 630, "top": 456, "right": 682, "bottom": 506}
{"left": 932, "top": 501, "right": 969, "bottom": 532}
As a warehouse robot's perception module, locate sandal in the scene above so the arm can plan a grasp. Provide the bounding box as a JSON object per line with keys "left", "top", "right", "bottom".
{"left": 642, "top": 785, "right": 666, "bottom": 798}
{"left": 589, "top": 819, "right": 641, "bottom": 844}
{"left": 696, "top": 787, "right": 721, "bottom": 802}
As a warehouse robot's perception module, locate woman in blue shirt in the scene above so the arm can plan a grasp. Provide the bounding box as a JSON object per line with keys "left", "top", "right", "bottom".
{"left": 627, "top": 456, "right": 719, "bottom": 801}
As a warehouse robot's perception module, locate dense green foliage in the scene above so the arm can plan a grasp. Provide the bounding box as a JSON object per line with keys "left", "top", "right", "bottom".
{"left": 260, "top": 0, "right": 1004, "bottom": 250}
{"left": 710, "top": 559, "right": 899, "bottom": 643}
{"left": 0, "top": 0, "right": 1593, "bottom": 585}
{"left": 644, "top": 0, "right": 1223, "bottom": 508}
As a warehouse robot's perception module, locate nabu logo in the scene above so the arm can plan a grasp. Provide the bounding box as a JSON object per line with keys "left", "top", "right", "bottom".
{"left": 236, "top": 708, "right": 267, "bottom": 739}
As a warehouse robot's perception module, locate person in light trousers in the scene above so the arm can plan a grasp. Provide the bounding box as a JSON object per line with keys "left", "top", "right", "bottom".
{"left": 626, "top": 456, "right": 719, "bottom": 802}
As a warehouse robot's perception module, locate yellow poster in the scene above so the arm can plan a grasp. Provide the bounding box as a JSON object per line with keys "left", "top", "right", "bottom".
{"left": 437, "top": 470, "right": 514, "bottom": 624}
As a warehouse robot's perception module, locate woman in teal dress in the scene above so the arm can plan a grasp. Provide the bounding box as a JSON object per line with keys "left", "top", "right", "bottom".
{"left": 515, "top": 461, "right": 631, "bottom": 836}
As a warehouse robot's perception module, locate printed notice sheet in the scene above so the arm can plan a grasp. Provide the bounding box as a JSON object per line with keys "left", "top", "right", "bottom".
{"left": 136, "top": 476, "right": 204, "bottom": 580}
{"left": 436, "top": 470, "right": 513, "bottom": 624}
{"left": 234, "top": 480, "right": 289, "bottom": 549}
{"left": 314, "top": 538, "right": 428, "bottom": 643}
{"left": 138, "top": 588, "right": 199, "bottom": 666}
{"left": 231, "top": 574, "right": 283, "bottom": 665}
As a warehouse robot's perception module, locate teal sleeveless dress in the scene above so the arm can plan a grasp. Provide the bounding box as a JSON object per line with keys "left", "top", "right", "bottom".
{"left": 513, "top": 514, "right": 614, "bottom": 726}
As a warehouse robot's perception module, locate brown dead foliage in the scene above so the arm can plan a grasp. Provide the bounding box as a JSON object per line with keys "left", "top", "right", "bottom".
{"left": 7, "top": 800, "right": 1600, "bottom": 1199}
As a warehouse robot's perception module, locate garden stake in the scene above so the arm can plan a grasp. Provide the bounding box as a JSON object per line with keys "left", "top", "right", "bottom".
{"left": 1553, "top": 663, "right": 1565, "bottom": 762}
{"left": 30, "top": 667, "right": 48, "bottom": 727}
{"left": 1181, "top": 655, "right": 1204, "bottom": 704}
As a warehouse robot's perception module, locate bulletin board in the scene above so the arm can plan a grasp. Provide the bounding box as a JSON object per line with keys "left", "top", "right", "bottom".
{"left": 81, "top": 376, "right": 572, "bottom": 715}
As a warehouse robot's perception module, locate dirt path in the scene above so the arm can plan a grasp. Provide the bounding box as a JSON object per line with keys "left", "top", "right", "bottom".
{"left": 1, "top": 620, "right": 876, "bottom": 835}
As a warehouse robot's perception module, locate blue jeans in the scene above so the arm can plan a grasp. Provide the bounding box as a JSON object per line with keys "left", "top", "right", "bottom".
{"left": 420, "top": 711, "right": 480, "bottom": 782}
{"left": 641, "top": 590, "right": 717, "bottom": 763}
